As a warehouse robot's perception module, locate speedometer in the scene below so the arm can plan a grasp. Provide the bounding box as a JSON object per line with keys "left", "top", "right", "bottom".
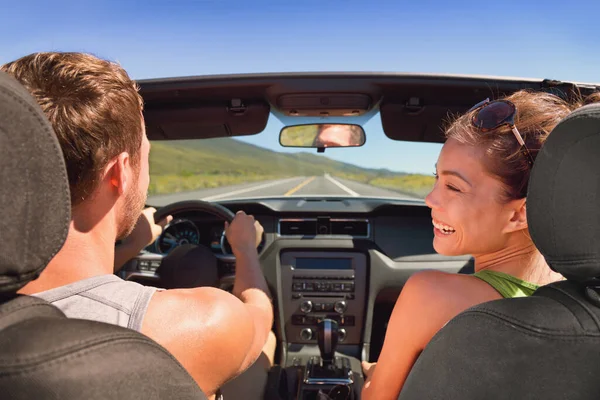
{"left": 156, "top": 219, "right": 200, "bottom": 254}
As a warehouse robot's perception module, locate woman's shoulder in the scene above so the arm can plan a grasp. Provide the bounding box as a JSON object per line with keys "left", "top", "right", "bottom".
{"left": 404, "top": 269, "right": 479, "bottom": 290}
{"left": 400, "top": 269, "right": 502, "bottom": 311}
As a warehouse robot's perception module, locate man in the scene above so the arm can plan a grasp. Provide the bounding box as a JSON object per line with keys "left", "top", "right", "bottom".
{"left": 313, "top": 124, "right": 364, "bottom": 147}
{"left": 4, "top": 52, "right": 273, "bottom": 399}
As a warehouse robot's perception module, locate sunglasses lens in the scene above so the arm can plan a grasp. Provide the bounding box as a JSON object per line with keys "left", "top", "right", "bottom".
{"left": 468, "top": 98, "right": 489, "bottom": 113}
{"left": 473, "top": 101, "right": 515, "bottom": 130}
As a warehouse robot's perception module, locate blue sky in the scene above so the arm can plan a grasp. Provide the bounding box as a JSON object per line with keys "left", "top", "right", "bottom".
{"left": 1, "top": 0, "right": 598, "bottom": 174}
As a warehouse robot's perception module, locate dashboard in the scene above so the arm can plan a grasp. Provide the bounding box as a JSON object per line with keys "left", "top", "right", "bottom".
{"left": 118, "top": 197, "right": 474, "bottom": 364}
{"left": 153, "top": 217, "right": 265, "bottom": 257}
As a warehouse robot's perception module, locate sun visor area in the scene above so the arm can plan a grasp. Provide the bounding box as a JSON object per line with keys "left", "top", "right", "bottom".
{"left": 380, "top": 102, "right": 466, "bottom": 144}
{"left": 144, "top": 101, "right": 270, "bottom": 140}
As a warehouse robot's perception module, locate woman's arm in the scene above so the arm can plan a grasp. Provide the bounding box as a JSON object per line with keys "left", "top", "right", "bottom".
{"left": 361, "top": 270, "right": 483, "bottom": 400}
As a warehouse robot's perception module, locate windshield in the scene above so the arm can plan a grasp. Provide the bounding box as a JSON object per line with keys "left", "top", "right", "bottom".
{"left": 147, "top": 114, "right": 443, "bottom": 206}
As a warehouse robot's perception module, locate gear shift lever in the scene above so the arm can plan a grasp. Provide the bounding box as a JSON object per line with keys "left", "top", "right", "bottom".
{"left": 306, "top": 319, "right": 353, "bottom": 386}
{"left": 317, "top": 318, "right": 339, "bottom": 365}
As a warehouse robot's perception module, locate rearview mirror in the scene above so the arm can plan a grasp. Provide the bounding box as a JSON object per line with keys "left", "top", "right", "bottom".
{"left": 279, "top": 124, "right": 366, "bottom": 148}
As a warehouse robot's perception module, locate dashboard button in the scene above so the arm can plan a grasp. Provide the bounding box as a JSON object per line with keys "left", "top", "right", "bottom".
{"left": 292, "top": 282, "right": 303, "bottom": 291}
{"left": 341, "top": 283, "right": 354, "bottom": 292}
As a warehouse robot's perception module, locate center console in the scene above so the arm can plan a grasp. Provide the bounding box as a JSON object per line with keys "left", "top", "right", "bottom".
{"left": 278, "top": 251, "right": 368, "bottom": 399}
{"left": 280, "top": 251, "right": 367, "bottom": 346}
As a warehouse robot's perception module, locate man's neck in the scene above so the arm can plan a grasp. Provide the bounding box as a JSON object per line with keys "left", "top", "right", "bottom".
{"left": 20, "top": 218, "right": 117, "bottom": 295}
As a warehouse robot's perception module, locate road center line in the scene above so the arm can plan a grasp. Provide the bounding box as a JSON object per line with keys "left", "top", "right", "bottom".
{"left": 285, "top": 176, "right": 316, "bottom": 196}
{"left": 324, "top": 174, "right": 360, "bottom": 197}
{"left": 202, "top": 176, "right": 303, "bottom": 201}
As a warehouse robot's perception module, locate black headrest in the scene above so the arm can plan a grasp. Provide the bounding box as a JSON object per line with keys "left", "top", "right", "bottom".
{"left": 528, "top": 104, "right": 600, "bottom": 281}
{"left": 0, "top": 71, "right": 70, "bottom": 295}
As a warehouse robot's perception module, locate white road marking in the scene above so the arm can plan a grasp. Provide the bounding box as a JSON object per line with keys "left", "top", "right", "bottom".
{"left": 201, "top": 176, "right": 303, "bottom": 201}
{"left": 324, "top": 174, "right": 360, "bottom": 197}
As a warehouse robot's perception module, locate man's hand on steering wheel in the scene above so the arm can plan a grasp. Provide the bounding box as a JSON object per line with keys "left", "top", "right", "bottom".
{"left": 224, "top": 211, "right": 264, "bottom": 255}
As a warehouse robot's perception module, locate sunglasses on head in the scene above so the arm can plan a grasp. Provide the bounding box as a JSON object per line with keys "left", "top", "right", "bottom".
{"left": 468, "top": 98, "right": 535, "bottom": 167}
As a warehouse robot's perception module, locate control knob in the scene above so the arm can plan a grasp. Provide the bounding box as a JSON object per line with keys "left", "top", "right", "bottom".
{"left": 300, "top": 300, "right": 313, "bottom": 313}
{"left": 338, "top": 328, "right": 347, "bottom": 342}
{"left": 334, "top": 300, "right": 347, "bottom": 314}
{"left": 300, "top": 328, "right": 313, "bottom": 341}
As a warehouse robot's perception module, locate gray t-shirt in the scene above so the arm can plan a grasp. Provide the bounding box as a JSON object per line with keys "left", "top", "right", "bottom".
{"left": 31, "top": 274, "right": 160, "bottom": 331}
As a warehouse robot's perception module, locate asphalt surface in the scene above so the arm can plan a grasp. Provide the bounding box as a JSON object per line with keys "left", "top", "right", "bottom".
{"left": 148, "top": 174, "right": 421, "bottom": 206}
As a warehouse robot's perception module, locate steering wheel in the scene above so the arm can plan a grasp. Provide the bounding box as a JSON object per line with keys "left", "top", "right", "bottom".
{"left": 154, "top": 200, "right": 235, "bottom": 223}
{"left": 153, "top": 200, "right": 236, "bottom": 290}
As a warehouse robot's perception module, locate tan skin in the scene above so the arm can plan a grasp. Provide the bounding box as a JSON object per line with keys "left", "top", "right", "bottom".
{"left": 113, "top": 207, "right": 173, "bottom": 272}
{"left": 315, "top": 125, "right": 361, "bottom": 147}
{"left": 361, "top": 138, "right": 563, "bottom": 400}
{"left": 20, "top": 121, "right": 274, "bottom": 397}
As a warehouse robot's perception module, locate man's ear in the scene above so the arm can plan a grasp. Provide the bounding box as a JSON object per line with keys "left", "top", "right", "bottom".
{"left": 502, "top": 198, "right": 528, "bottom": 234}
{"left": 105, "top": 152, "right": 131, "bottom": 195}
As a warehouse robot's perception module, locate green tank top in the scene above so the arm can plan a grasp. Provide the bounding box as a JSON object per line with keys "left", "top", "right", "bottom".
{"left": 472, "top": 270, "right": 539, "bottom": 298}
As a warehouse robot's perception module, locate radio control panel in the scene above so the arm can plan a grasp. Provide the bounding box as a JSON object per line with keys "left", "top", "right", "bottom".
{"left": 280, "top": 251, "right": 367, "bottom": 345}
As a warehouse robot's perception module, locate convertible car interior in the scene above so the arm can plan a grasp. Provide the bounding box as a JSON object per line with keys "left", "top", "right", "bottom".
{"left": 3, "top": 66, "right": 599, "bottom": 400}
{"left": 110, "top": 73, "right": 600, "bottom": 399}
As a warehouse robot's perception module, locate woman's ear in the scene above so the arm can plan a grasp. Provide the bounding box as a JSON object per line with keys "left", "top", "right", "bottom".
{"left": 502, "top": 198, "right": 528, "bottom": 234}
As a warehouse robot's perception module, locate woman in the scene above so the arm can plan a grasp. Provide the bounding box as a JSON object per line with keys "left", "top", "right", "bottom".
{"left": 361, "top": 90, "right": 577, "bottom": 400}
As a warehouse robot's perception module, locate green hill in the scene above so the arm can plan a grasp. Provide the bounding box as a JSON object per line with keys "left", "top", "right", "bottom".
{"left": 149, "top": 138, "right": 434, "bottom": 197}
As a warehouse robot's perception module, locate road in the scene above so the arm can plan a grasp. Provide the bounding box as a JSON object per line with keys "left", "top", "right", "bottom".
{"left": 148, "top": 174, "right": 421, "bottom": 206}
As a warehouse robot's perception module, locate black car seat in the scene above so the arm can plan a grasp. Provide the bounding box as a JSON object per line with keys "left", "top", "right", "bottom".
{"left": 0, "top": 71, "right": 207, "bottom": 400}
{"left": 398, "top": 103, "right": 600, "bottom": 400}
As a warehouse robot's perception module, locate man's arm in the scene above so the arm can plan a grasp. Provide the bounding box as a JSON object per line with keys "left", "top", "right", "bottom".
{"left": 114, "top": 207, "right": 172, "bottom": 272}
{"left": 141, "top": 287, "right": 259, "bottom": 396}
{"left": 141, "top": 211, "right": 273, "bottom": 396}
{"left": 227, "top": 214, "right": 273, "bottom": 370}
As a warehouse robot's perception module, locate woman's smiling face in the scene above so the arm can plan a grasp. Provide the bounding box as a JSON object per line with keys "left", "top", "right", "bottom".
{"left": 425, "top": 138, "right": 523, "bottom": 257}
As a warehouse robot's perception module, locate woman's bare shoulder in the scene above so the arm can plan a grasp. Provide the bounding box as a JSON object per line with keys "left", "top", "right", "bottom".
{"left": 400, "top": 269, "right": 502, "bottom": 317}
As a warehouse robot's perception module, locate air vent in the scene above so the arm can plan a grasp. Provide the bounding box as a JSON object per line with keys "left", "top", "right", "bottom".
{"left": 279, "top": 219, "right": 317, "bottom": 236}
{"left": 331, "top": 219, "right": 369, "bottom": 236}
{"left": 278, "top": 218, "right": 369, "bottom": 237}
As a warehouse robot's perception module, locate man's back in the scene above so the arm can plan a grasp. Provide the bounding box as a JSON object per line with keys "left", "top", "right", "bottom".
{"left": 32, "top": 272, "right": 274, "bottom": 399}
{"left": 32, "top": 274, "right": 158, "bottom": 331}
